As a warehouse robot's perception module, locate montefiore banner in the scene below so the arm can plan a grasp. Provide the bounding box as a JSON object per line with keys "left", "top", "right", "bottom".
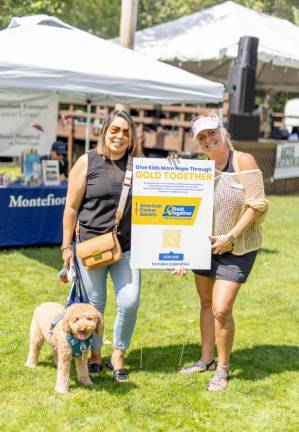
{"left": 0, "top": 184, "right": 67, "bottom": 247}
{"left": 0, "top": 94, "right": 59, "bottom": 156}
{"left": 131, "top": 158, "right": 215, "bottom": 269}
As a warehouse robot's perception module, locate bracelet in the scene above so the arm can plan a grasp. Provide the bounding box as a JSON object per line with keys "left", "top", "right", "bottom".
{"left": 226, "top": 234, "right": 236, "bottom": 243}
{"left": 61, "top": 245, "right": 72, "bottom": 252}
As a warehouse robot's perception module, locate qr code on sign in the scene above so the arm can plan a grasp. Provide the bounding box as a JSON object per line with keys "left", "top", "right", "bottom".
{"left": 162, "top": 229, "right": 182, "bottom": 248}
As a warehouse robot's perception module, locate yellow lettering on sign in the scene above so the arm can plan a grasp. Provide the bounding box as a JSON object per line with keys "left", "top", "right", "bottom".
{"left": 135, "top": 171, "right": 162, "bottom": 179}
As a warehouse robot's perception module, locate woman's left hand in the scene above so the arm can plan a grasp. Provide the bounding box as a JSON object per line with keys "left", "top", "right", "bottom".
{"left": 209, "top": 235, "right": 234, "bottom": 255}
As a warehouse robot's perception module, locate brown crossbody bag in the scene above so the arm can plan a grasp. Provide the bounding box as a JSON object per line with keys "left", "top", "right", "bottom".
{"left": 76, "top": 155, "right": 133, "bottom": 270}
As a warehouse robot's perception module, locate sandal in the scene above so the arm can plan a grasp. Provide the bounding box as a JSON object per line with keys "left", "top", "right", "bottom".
{"left": 112, "top": 368, "right": 129, "bottom": 382}
{"left": 106, "top": 358, "right": 129, "bottom": 383}
{"left": 88, "top": 363, "right": 103, "bottom": 376}
{"left": 179, "top": 359, "right": 216, "bottom": 375}
{"left": 207, "top": 370, "right": 229, "bottom": 392}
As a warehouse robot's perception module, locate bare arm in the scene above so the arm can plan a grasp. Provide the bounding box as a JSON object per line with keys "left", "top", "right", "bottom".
{"left": 211, "top": 152, "right": 261, "bottom": 254}
{"left": 62, "top": 154, "right": 88, "bottom": 266}
{"left": 210, "top": 207, "right": 261, "bottom": 255}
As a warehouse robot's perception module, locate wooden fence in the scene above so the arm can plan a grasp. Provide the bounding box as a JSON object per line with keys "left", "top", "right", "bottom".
{"left": 57, "top": 100, "right": 298, "bottom": 194}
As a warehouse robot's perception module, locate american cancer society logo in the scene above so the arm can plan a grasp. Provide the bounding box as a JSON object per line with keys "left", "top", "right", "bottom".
{"left": 162, "top": 205, "right": 195, "bottom": 219}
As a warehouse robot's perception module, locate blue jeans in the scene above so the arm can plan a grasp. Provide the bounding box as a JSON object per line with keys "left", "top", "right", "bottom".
{"left": 78, "top": 251, "right": 141, "bottom": 351}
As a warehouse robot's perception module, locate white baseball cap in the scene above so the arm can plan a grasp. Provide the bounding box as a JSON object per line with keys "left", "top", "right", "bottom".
{"left": 192, "top": 115, "right": 223, "bottom": 138}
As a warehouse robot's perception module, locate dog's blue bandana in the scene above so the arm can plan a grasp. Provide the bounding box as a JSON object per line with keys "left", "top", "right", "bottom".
{"left": 66, "top": 334, "right": 92, "bottom": 357}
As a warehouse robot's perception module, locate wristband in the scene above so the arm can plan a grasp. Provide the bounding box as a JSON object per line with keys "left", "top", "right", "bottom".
{"left": 226, "top": 234, "right": 236, "bottom": 244}
{"left": 61, "top": 245, "right": 72, "bottom": 252}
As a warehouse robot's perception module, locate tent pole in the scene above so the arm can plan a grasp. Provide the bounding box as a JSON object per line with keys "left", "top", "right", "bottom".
{"left": 85, "top": 101, "right": 91, "bottom": 153}
{"left": 115, "top": 0, "right": 139, "bottom": 112}
{"left": 67, "top": 104, "right": 74, "bottom": 173}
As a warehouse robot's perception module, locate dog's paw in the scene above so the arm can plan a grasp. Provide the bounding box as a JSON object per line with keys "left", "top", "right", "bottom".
{"left": 79, "top": 377, "right": 93, "bottom": 387}
{"left": 25, "top": 360, "right": 37, "bottom": 368}
{"left": 55, "top": 385, "right": 69, "bottom": 394}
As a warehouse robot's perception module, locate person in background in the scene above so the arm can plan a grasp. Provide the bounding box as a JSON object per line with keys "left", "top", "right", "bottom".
{"left": 61, "top": 110, "right": 142, "bottom": 382}
{"left": 258, "top": 94, "right": 272, "bottom": 138}
{"left": 288, "top": 126, "right": 299, "bottom": 141}
{"left": 174, "top": 110, "right": 268, "bottom": 392}
{"left": 49, "top": 140, "right": 68, "bottom": 181}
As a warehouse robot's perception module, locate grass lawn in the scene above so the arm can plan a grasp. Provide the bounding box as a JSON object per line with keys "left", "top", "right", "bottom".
{"left": 0, "top": 196, "right": 298, "bottom": 432}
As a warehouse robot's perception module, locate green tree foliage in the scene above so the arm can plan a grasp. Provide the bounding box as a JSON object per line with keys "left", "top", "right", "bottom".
{"left": 1, "top": 1, "right": 299, "bottom": 36}
{"left": 138, "top": 0, "right": 216, "bottom": 29}
{"left": 138, "top": 0, "right": 299, "bottom": 29}
{"left": 0, "top": 0, "right": 61, "bottom": 29}
{"left": 0, "top": 0, "right": 120, "bottom": 38}
{"left": 1, "top": 0, "right": 298, "bottom": 111}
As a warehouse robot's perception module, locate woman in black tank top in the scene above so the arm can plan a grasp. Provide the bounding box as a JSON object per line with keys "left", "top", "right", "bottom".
{"left": 62, "top": 110, "right": 143, "bottom": 382}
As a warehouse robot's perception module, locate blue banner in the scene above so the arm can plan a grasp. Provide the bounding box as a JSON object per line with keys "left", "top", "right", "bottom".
{"left": 0, "top": 183, "right": 67, "bottom": 247}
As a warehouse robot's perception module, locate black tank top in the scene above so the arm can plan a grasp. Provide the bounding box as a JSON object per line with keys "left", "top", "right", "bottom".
{"left": 222, "top": 151, "right": 235, "bottom": 173}
{"left": 78, "top": 149, "right": 131, "bottom": 252}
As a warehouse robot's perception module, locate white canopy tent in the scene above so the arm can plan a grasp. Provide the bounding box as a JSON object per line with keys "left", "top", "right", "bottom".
{"left": 0, "top": 15, "right": 224, "bottom": 105}
{"left": 133, "top": 1, "right": 299, "bottom": 91}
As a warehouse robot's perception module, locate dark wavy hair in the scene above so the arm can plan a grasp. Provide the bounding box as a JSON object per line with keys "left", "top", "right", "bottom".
{"left": 97, "top": 110, "right": 143, "bottom": 158}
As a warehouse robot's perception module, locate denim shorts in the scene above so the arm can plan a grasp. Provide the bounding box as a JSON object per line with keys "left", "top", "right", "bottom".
{"left": 193, "top": 250, "right": 258, "bottom": 284}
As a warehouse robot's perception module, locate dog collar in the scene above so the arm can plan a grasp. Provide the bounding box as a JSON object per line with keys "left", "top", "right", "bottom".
{"left": 66, "top": 334, "right": 92, "bottom": 357}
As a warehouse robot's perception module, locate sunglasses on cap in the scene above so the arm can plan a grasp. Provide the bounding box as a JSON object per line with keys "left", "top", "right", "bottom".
{"left": 108, "top": 125, "right": 130, "bottom": 138}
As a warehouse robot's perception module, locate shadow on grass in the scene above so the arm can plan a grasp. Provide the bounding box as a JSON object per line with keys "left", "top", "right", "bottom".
{"left": 37, "top": 360, "right": 57, "bottom": 369}
{"left": 31, "top": 344, "right": 298, "bottom": 391}
{"left": 1, "top": 245, "right": 278, "bottom": 275}
{"left": 20, "top": 245, "right": 62, "bottom": 270}
{"left": 127, "top": 343, "right": 299, "bottom": 380}
{"left": 38, "top": 355, "right": 138, "bottom": 394}
{"left": 232, "top": 344, "right": 299, "bottom": 380}
{"left": 258, "top": 248, "right": 279, "bottom": 254}
{"left": 76, "top": 374, "right": 138, "bottom": 393}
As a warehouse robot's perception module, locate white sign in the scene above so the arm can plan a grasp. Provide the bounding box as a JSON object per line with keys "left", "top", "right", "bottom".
{"left": 131, "top": 158, "right": 215, "bottom": 269}
{"left": 0, "top": 94, "right": 59, "bottom": 156}
{"left": 274, "top": 143, "right": 299, "bottom": 179}
{"left": 42, "top": 160, "right": 60, "bottom": 186}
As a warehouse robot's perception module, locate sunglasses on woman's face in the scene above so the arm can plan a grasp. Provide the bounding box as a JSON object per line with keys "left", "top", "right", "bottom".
{"left": 197, "top": 129, "right": 217, "bottom": 140}
{"left": 108, "top": 125, "right": 130, "bottom": 138}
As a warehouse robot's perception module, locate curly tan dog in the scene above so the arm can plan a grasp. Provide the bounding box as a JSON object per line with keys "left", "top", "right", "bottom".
{"left": 25, "top": 302, "right": 103, "bottom": 394}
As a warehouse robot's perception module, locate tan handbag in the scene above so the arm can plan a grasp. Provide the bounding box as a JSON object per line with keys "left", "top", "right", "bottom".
{"left": 76, "top": 156, "right": 133, "bottom": 270}
{"left": 76, "top": 232, "right": 122, "bottom": 270}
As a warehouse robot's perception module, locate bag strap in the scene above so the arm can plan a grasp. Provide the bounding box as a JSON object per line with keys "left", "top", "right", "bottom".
{"left": 114, "top": 154, "right": 133, "bottom": 232}
{"left": 75, "top": 154, "right": 133, "bottom": 239}
{"left": 232, "top": 151, "right": 240, "bottom": 174}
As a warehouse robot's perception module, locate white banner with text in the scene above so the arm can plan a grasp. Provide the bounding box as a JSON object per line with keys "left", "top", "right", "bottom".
{"left": 0, "top": 94, "right": 59, "bottom": 156}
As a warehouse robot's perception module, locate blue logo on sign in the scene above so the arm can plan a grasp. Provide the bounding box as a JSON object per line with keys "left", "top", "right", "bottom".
{"left": 162, "top": 205, "right": 195, "bottom": 218}
{"left": 159, "top": 252, "right": 184, "bottom": 261}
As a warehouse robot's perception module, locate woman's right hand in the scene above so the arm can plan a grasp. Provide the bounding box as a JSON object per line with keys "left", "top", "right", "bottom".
{"left": 170, "top": 266, "right": 187, "bottom": 276}
{"left": 62, "top": 248, "right": 73, "bottom": 268}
